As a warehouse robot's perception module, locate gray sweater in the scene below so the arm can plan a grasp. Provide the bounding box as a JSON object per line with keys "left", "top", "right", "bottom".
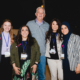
{"left": 26, "top": 20, "right": 49, "bottom": 56}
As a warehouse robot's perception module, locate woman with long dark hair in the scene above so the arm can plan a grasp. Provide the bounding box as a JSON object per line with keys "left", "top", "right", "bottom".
{"left": 10, "top": 25, "right": 40, "bottom": 80}
{"left": 45, "top": 18, "right": 63, "bottom": 80}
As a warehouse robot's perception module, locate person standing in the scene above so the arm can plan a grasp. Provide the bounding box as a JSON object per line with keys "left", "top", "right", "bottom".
{"left": 10, "top": 25, "right": 40, "bottom": 80}
{"left": 61, "top": 22, "right": 80, "bottom": 80}
{"left": 45, "top": 18, "right": 63, "bottom": 80}
{"left": 0, "top": 19, "right": 14, "bottom": 80}
{"left": 26, "top": 7, "right": 49, "bottom": 80}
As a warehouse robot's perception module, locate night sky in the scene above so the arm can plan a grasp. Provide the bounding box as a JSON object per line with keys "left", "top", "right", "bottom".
{"left": 0, "top": 0, "right": 80, "bottom": 35}
{"left": 45, "top": 0, "right": 80, "bottom": 35}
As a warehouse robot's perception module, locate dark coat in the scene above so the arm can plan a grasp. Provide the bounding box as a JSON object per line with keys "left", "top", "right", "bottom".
{"left": 10, "top": 38, "right": 41, "bottom": 74}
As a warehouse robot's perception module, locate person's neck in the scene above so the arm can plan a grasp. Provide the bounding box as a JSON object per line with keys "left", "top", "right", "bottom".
{"left": 52, "top": 30, "right": 57, "bottom": 33}
{"left": 36, "top": 18, "right": 43, "bottom": 24}
{"left": 3, "top": 31, "right": 9, "bottom": 34}
{"left": 22, "top": 37, "right": 27, "bottom": 41}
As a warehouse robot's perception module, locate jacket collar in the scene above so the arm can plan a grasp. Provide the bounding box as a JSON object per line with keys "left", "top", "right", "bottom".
{"left": 34, "top": 19, "right": 45, "bottom": 24}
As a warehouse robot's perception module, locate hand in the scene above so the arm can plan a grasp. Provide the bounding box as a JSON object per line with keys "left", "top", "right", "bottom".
{"left": 75, "top": 64, "right": 80, "bottom": 74}
{"left": 13, "top": 66, "right": 21, "bottom": 75}
{"left": 31, "top": 65, "right": 37, "bottom": 74}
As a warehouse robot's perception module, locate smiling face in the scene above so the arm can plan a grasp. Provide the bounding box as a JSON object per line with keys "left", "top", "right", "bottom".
{"left": 2, "top": 21, "right": 11, "bottom": 33}
{"left": 35, "top": 8, "right": 45, "bottom": 21}
{"left": 21, "top": 26, "right": 29, "bottom": 39}
{"left": 52, "top": 21, "right": 58, "bottom": 32}
{"left": 61, "top": 25, "right": 69, "bottom": 35}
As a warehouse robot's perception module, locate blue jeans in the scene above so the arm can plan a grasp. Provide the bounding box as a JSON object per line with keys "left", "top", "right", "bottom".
{"left": 38, "top": 56, "right": 46, "bottom": 80}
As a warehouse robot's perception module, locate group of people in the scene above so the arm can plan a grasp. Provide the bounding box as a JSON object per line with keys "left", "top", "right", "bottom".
{"left": 0, "top": 6, "right": 80, "bottom": 80}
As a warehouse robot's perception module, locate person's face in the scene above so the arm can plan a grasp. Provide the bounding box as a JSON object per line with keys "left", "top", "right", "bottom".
{"left": 21, "top": 26, "right": 29, "bottom": 38}
{"left": 52, "top": 21, "right": 58, "bottom": 32}
{"left": 35, "top": 8, "right": 45, "bottom": 21}
{"left": 3, "top": 21, "right": 11, "bottom": 33}
{"left": 61, "top": 25, "right": 69, "bottom": 35}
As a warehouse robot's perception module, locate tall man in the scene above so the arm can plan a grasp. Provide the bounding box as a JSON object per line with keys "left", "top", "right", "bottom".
{"left": 26, "top": 7, "right": 49, "bottom": 80}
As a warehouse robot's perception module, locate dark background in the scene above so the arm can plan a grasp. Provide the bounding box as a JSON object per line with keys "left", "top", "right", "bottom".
{"left": 0, "top": 0, "right": 80, "bottom": 35}
{"left": 45, "top": 0, "right": 80, "bottom": 35}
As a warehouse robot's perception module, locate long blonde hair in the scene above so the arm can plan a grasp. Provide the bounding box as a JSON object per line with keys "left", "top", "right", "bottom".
{"left": 0, "top": 19, "right": 13, "bottom": 44}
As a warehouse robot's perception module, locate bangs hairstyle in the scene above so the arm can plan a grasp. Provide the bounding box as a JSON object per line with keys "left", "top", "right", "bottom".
{"left": 46, "top": 18, "right": 62, "bottom": 41}
{"left": 14, "top": 25, "right": 34, "bottom": 46}
{"left": 0, "top": 19, "right": 13, "bottom": 44}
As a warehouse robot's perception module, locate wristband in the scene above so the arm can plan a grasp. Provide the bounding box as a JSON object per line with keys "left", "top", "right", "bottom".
{"left": 34, "top": 63, "right": 38, "bottom": 65}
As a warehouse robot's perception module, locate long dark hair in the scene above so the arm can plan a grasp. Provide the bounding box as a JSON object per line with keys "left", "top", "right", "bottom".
{"left": 14, "top": 25, "right": 34, "bottom": 46}
{"left": 46, "top": 18, "right": 62, "bottom": 42}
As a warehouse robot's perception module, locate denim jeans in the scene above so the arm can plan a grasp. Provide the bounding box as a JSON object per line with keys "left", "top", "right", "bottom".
{"left": 38, "top": 56, "right": 46, "bottom": 80}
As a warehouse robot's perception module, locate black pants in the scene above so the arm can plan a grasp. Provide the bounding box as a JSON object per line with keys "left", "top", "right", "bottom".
{"left": 63, "top": 68, "right": 80, "bottom": 80}
{"left": 0, "top": 55, "right": 12, "bottom": 80}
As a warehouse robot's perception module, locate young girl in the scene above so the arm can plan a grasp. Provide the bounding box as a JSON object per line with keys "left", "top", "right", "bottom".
{"left": 10, "top": 25, "right": 40, "bottom": 80}
{"left": 0, "top": 19, "right": 13, "bottom": 80}
{"left": 45, "top": 18, "right": 63, "bottom": 80}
